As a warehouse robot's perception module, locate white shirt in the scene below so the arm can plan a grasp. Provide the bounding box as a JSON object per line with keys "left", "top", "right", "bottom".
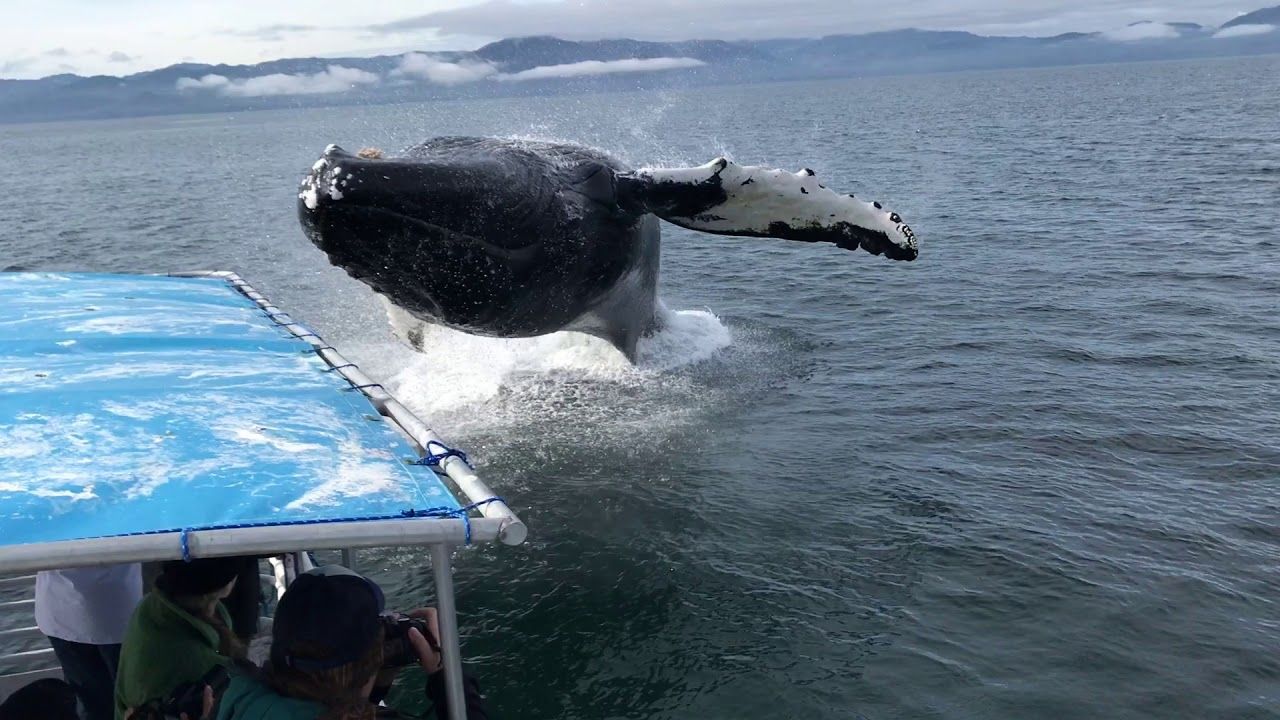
{"left": 35, "top": 564, "right": 144, "bottom": 645}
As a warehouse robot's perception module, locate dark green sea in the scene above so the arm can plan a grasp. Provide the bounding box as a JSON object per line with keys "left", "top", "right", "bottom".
{"left": 2, "top": 55, "right": 1278, "bottom": 719}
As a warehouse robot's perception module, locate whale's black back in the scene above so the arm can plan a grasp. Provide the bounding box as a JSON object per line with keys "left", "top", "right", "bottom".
{"left": 300, "top": 138, "right": 660, "bottom": 352}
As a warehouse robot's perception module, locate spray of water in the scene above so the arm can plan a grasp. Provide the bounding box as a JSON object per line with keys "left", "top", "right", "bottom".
{"left": 387, "top": 303, "right": 729, "bottom": 410}
{"left": 332, "top": 288, "right": 801, "bottom": 475}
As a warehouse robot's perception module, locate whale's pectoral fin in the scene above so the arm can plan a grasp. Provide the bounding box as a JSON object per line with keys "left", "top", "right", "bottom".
{"left": 618, "top": 158, "right": 918, "bottom": 261}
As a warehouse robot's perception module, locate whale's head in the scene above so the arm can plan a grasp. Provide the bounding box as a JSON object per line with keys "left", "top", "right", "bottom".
{"left": 297, "top": 143, "right": 500, "bottom": 325}
{"left": 297, "top": 144, "right": 420, "bottom": 264}
{"left": 297, "top": 144, "right": 390, "bottom": 271}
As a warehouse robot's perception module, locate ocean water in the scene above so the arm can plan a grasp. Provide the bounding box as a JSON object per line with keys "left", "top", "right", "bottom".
{"left": 2, "top": 54, "right": 1278, "bottom": 719}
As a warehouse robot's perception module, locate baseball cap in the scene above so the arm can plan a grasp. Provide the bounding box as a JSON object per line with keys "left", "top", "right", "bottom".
{"left": 270, "top": 565, "right": 386, "bottom": 672}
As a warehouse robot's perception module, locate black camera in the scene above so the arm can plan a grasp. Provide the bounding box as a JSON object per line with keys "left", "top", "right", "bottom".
{"left": 381, "top": 612, "right": 437, "bottom": 668}
{"left": 161, "top": 665, "right": 229, "bottom": 720}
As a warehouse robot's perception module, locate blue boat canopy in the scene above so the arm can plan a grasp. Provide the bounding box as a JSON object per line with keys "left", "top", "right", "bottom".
{"left": 0, "top": 272, "right": 521, "bottom": 569}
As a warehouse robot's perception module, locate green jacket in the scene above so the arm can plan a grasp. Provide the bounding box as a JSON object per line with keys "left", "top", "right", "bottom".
{"left": 113, "top": 591, "right": 233, "bottom": 719}
{"left": 215, "top": 673, "right": 323, "bottom": 720}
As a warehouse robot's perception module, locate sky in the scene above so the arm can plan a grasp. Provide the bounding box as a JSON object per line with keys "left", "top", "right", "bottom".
{"left": 0, "top": 0, "right": 1266, "bottom": 79}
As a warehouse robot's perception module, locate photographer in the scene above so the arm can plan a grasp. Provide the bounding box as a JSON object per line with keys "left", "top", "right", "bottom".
{"left": 115, "top": 557, "right": 245, "bottom": 719}
{"left": 215, "top": 565, "right": 488, "bottom": 720}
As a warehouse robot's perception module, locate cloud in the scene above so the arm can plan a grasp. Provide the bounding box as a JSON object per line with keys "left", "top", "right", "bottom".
{"left": 0, "top": 57, "right": 35, "bottom": 74}
{"left": 1213, "top": 24, "right": 1275, "bottom": 38}
{"left": 1104, "top": 22, "right": 1179, "bottom": 41}
{"left": 107, "top": 51, "right": 133, "bottom": 63}
{"left": 220, "top": 24, "right": 319, "bottom": 42}
{"left": 43, "top": 48, "right": 71, "bottom": 57}
{"left": 176, "top": 74, "right": 231, "bottom": 91}
{"left": 497, "top": 57, "right": 706, "bottom": 82}
{"left": 391, "top": 53, "right": 496, "bottom": 84}
{"left": 176, "top": 65, "right": 378, "bottom": 97}
{"left": 362, "top": 0, "right": 1271, "bottom": 42}
{"left": 365, "top": 0, "right": 930, "bottom": 38}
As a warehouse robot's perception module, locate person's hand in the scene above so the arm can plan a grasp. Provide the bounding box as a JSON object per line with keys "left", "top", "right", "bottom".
{"left": 179, "top": 685, "right": 215, "bottom": 720}
{"left": 406, "top": 607, "right": 442, "bottom": 674}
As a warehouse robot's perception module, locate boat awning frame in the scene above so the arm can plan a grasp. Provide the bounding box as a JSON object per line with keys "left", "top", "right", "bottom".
{"left": 0, "top": 270, "right": 523, "bottom": 720}
{"left": 0, "top": 271, "right": 525, "bottom": 575}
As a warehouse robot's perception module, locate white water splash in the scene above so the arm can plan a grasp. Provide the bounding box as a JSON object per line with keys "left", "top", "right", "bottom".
{"left": 384, "top": 304, "right": 731, "bottom": 418}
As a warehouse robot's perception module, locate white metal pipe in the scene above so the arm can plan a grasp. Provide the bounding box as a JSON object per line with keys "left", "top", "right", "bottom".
{"left": 295, "top": 551, "right": 315, "bottom": 573}
{"left": 283, "top": 553, "right": 297, "bottom": 588}
{"left": 0, "top": 518, "right": 506, "bottom": 575}
{"left": 0, "top": 626, "right": 41, "bottom": 641}
{"left": 0, "top": 648, "right": 54, "bottom": 662}
{"left": 379, "top": 399, "right": 527, "bottom": 547}
{"left": 430, "top": 544, "right": 467, "bottom": 720}
{"left": 197, "top": 271, "right": 526, "bottom": 547}
{"left": 268, "top": 557, "right": 288, "bottom": 603}
{"left": 0, "top": 575, "right": 35, "bottom": 590}
{"left": 302, "top": 350, "right": 524, "bottom": 541}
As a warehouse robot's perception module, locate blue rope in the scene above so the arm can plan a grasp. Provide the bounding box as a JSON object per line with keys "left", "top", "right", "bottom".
{"left": 326, "top": 363, "right": 357, "bottom": 373}
{"left": 412, "top": 441, "right": 470, "bottom": 468}
{"left": 180, "top": 528, "right": 192, "bottom": 562}
{"left": 348, "top": 383, "right": 385, "bottom": 393}
{"left": 402, "top": 498, "right": 508, "bottom": 546}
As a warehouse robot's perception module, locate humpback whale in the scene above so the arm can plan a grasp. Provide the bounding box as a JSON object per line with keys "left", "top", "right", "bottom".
{"left": 298, "top": 137, "right": 917, "bottom": 361}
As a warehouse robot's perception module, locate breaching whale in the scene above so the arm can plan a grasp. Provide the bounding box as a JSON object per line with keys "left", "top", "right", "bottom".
{"left": 298, "top": 137, "right": 917, "bottom": 361}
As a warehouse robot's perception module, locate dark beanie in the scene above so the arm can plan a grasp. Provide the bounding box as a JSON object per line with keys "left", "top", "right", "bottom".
{"left": 159, "top": 557, "right": 243, "bottom": 596}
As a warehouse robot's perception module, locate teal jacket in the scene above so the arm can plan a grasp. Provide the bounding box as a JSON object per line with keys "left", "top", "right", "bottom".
{"left": 215, "top": 668, "right": 490, "bottom": 720}
{"left": 215, "top": 673, "right": 324, "bottom": 720}
{"left": 114, "top": 591, "right": 233, "bottom": 719}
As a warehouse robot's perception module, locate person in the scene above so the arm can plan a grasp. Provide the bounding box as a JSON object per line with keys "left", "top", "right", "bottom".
{"left": 221, "top": 558, "right": 265, "bottom": 642}
{"left": 215, "top": 565, "right": 488, "bottom": 720}
{"left": 35, "top": 564, "right": 144, "bottom": 720}
{"left": 0, "top": 677, "right": 78, "bottom": 720}
{"left": 114, "top": 557, "right": 245, "bottom": 719}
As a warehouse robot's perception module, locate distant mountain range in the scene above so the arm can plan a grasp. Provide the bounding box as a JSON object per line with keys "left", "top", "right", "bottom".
{"left": 2, "top": 5, "right": 1278, "bottom": 124}
{"left": 1222, "top": 5, "right": 1280, "bottom": 27}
